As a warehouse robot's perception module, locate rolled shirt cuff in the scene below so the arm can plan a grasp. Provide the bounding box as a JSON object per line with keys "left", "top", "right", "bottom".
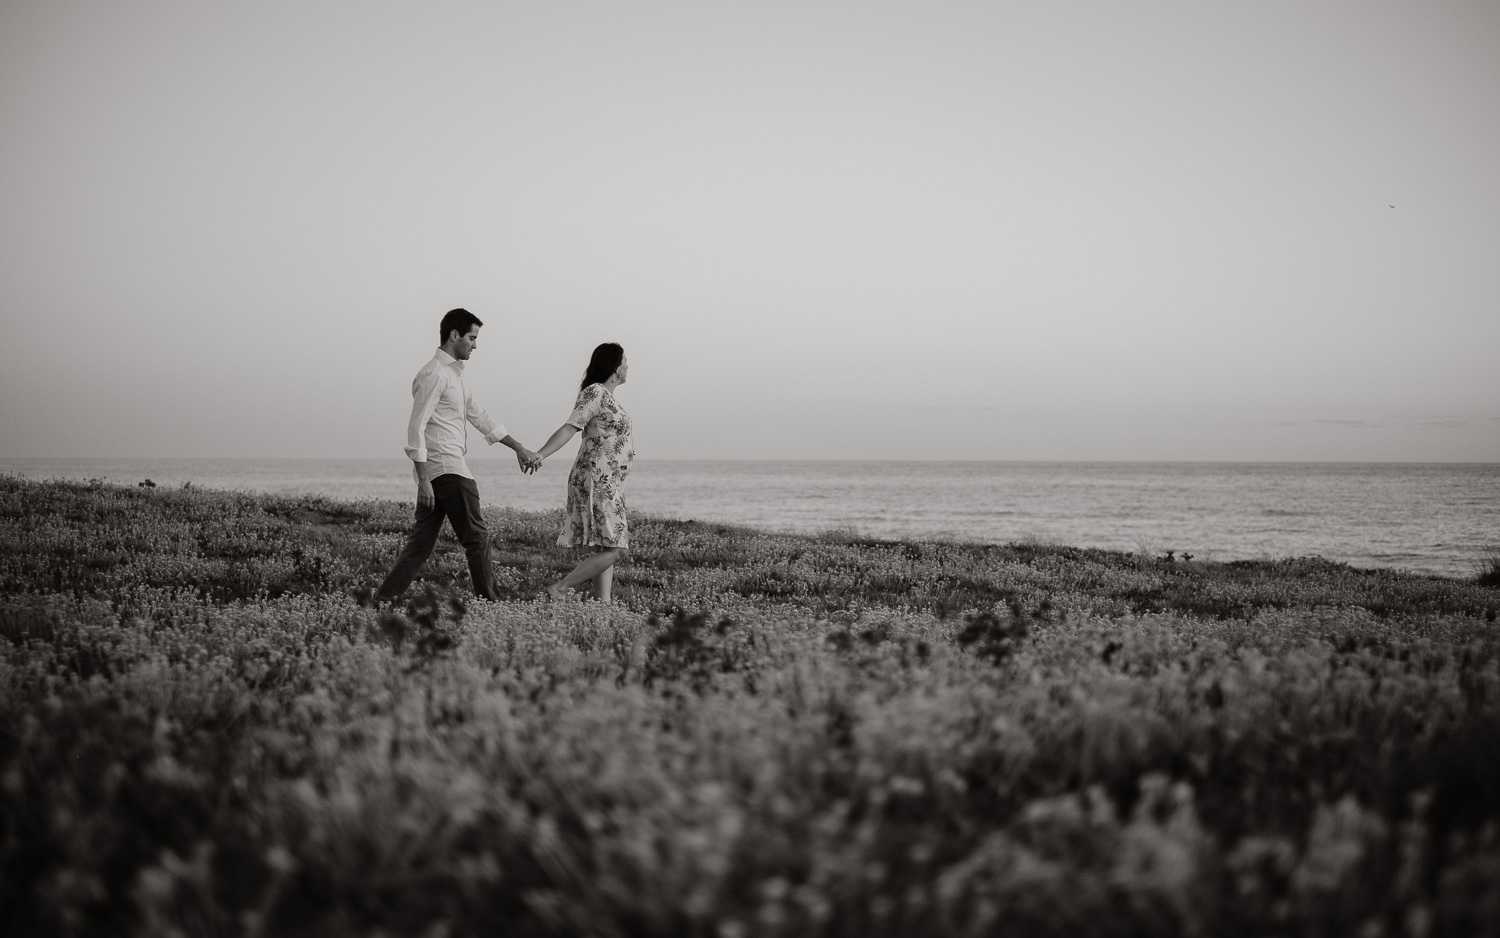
{"left": 483, "top": 425, "right": 509, "bottom": 445}
{"left": 405, "top": 446, "right": 428, "bottom": 462}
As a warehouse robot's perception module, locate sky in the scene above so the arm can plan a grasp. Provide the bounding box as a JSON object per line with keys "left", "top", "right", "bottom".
{"left": 2, "top": 0, "right": 1497, "bottom": 462}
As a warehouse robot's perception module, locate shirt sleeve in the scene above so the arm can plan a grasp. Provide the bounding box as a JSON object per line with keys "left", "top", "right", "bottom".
{"left": 565, "top": 385, "right": 603, "bottom": 431}
{"left": 404, "top": 369, "right": 443, "bottom": 462}
{"left": 465, "top": 383, "right": 509, "bottom": 445}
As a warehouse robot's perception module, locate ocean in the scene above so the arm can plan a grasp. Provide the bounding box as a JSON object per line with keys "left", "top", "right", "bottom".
{"left": 3, "top": 458, "right": 1496, "bottom": 579}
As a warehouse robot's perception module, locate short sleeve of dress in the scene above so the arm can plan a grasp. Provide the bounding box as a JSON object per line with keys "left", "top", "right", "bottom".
{"left": 564, "top": 384, "right": 604, "bottom": 430}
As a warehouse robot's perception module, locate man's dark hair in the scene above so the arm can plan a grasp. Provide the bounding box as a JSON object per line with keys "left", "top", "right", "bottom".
{"left": 580, "top": 343, "right": 625, "bottom": 390}
{"left": 439, "top": 308, "right": 484, "bottom": 344}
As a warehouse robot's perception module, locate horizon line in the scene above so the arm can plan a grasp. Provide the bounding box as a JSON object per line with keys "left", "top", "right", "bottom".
{"left": 4, "top": 456, "right": 1498, "bottom": 467}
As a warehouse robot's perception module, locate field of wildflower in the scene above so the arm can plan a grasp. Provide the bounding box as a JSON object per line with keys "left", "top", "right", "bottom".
{"left": 2, "top": 475, "right": 1498, "bottom": 937}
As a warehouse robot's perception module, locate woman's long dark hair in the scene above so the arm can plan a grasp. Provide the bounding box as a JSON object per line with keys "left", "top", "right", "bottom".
{"left": 580, "top": 343, "right": 625, "bottom": 390}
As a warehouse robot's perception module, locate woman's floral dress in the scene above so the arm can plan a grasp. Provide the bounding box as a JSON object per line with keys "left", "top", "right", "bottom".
{"left": 558, "top": 383, "right": 634, "bottom": 548}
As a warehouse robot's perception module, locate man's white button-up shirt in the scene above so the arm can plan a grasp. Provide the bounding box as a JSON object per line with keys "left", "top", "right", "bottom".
{"left": 404, "top": 349, "right": 508, "bottom": 481}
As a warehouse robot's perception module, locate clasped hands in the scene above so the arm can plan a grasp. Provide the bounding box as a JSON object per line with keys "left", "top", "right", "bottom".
{"left": 515, "top": 448, "right": 543, "bottom": 475}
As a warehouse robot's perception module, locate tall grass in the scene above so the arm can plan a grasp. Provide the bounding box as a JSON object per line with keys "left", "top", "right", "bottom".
{"left": 2, "top": 477, "right": 1498, "bottom": 936}
{"left": 1477, "top": 546, "right": 1500, "bottom": 588}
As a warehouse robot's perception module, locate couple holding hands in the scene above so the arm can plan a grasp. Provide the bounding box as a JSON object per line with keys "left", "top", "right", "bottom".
{"left": 375, "top": 308, "right": 634, "bottom": 604}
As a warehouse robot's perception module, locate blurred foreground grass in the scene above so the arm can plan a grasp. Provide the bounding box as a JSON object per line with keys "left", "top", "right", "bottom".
{"left": 2, "top": 476, "right": 1497, "bottom": 937}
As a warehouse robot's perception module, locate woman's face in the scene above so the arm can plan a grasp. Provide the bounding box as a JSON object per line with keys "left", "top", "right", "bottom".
{"left": 613, "top": 355, "right": 628, "bottom": 385}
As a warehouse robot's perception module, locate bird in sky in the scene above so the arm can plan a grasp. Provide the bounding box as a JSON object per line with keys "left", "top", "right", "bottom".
{"left": 1389, "top": 204, "right": 1396, "bottom": 208}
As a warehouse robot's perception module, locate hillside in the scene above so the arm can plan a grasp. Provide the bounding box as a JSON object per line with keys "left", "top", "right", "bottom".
{"left": 2, "top": 477, "right": 1497, "bottom": 936}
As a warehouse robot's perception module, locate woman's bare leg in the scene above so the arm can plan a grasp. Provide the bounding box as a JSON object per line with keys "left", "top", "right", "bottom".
{"left": 548, "top": 548, "right": 625, "bottom": 600}
{"left": 593, "top": 563, "right": 615, "bottom": 603}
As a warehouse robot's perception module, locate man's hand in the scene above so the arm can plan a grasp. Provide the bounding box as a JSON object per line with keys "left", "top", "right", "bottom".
{"left": 417, "top": 479, "right": 435, "bottom": 509}
{"left": 516, "top": 448, "right": 542, "bottom": 475}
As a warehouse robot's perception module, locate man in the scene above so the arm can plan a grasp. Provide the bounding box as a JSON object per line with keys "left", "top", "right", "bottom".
{"left": 376, "top": 308, "right": 540, "bottom": 602}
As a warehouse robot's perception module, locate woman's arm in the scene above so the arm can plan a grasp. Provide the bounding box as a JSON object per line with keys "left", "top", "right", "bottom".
{"left": 535, "top": 424, "right": 580, "bottom": 462}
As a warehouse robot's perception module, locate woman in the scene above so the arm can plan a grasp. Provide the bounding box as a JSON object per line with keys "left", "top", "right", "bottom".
{"left": 535, "top": 343, "right": 634, "bottom": 601}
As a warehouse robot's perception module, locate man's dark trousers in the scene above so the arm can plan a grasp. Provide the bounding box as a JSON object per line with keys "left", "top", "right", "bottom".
{"left": 378, "top": 474, "right": 498, "bottom": 601}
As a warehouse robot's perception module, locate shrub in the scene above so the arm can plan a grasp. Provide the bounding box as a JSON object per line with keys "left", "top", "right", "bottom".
{"left": 3, "top": 478, "right": 1498, "bottom": 936}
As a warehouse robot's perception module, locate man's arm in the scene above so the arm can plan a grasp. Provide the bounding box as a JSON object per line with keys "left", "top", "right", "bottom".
{"left": 412, "top": 458, "right": 434, "bottom": 509}
{"left": 466, "top": 389, "right": 539, "bottom": 473}
{"left": 407, "top": 370, "right": 443, "bottom": 505}
{"left": 495, "top": 435, "right": 542, "bottom": 474}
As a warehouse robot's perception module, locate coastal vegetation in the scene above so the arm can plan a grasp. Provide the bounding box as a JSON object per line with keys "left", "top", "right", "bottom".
{"left": 2, "top": 476, "right": 1498, "bottom": 937}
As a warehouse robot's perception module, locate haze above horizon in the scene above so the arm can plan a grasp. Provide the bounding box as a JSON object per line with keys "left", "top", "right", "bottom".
{"left": 2, "top": 1, "right": 1497, "bottom": 462}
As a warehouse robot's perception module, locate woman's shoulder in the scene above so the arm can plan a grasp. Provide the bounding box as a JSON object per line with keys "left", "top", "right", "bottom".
{"left": 576, "top": 382, "right": 606, "bottom": 402}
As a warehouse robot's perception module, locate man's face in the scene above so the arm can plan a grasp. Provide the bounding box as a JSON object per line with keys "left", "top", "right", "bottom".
{"left": 452, "top": 326, "right": 480, "bottom": 360}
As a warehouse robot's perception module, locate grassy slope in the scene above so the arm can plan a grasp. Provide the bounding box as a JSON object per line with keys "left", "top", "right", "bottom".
{"left": 1, "top": 477, "right": 1498, "bottom": 937}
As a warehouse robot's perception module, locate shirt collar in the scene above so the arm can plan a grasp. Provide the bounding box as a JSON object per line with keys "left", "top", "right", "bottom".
{"left": 435, "top": 348, "right": 464, "bottom": 373}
